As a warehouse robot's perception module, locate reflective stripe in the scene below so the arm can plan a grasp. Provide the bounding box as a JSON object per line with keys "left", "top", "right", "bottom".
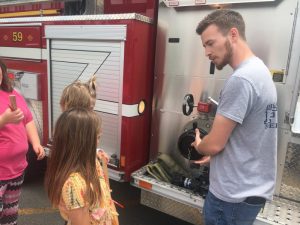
{"left": 0, "top": 9, "right": 60, "bottom": 18}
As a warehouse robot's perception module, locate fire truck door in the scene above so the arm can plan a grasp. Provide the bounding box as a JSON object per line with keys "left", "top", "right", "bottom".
{"left": 45, "top": 25, "right": 126, "bottom": 159}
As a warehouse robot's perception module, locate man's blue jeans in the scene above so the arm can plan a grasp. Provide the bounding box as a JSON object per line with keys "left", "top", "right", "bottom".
{"left": 203, "top": 191, "right": 265, "bottom": 225}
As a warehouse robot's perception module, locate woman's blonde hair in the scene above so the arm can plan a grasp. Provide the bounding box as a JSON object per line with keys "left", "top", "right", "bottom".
{"left": 45, "top": 108, "right": 102, "bottom": 207}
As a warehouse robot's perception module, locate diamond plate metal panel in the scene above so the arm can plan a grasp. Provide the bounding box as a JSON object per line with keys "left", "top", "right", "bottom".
{"left": 140, "top": 186, "right": 300, "bottom": 225}
{"left": 141, "top": 190, "right": 204, "bottom": 225}
{"left": 257, "top": 196, "right": 300, "bottom": 225}
{"left": 133, "top": 163, "right": 300, "bottom": 225}
{"left": 279, "top": 142, "right": 300, "bottom": 202}
{"left": 0, "top": 13, "right": 153, "bottom": 24}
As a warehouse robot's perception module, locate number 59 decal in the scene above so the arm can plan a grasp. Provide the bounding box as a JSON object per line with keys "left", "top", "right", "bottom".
{"left": 12, "top": 32, "right": 23, "bottom": 42}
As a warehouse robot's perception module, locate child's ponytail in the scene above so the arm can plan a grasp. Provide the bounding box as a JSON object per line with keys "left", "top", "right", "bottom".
{"left": 87, "top": 75, "right": 97, "bottom": 99}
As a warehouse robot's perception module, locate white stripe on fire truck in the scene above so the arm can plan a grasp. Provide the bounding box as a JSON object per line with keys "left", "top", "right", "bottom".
{"left": 94, "top": 100, "right": 141, "bottom": 117}
{"left": 122, "top": 103, "right": 140, "bottom": 117}
{"left": 0, "top": 46, "right": 48, "bottom": 60}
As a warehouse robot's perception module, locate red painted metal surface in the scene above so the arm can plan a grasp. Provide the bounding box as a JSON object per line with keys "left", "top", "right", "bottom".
{"left": 104, "top": 0, "right": 157, "bottom": 20}
{"left": 0, "top": 2, "right": 64, "bottom": 14}
{"left": 0, "top": 26, "right": 42, "bottom": 48}
{"left": 119, "top": 20, "right": 154, "bottom": 180}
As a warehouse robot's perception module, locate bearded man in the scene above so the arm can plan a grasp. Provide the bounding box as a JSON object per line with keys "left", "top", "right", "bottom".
{"left": 192, "top": 9, "right": 278, "bottom": 225}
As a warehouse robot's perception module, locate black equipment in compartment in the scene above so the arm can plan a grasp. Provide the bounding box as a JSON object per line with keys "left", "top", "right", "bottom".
{"left": 177, "top": 122, "right": 208, "bottom": 160}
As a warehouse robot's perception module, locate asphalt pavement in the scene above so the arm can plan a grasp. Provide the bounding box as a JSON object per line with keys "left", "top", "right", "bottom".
{"left": 18, "top": 158, "right": 193, "bottom": 225}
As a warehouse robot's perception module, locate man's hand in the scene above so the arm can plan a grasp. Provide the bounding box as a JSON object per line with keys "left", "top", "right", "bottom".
{"left": 191, "top": 129, "right": 210, "bottom": 165}
{"left": 192, "top": 155, "right": 211, "bottom": 166}
{"left": 191, "top": 128, "right": 202, "bottom": 152}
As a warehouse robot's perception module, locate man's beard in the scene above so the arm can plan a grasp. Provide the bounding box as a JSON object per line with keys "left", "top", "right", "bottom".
{"left": 215, "top": 39, "right": 233, "bottom": 70}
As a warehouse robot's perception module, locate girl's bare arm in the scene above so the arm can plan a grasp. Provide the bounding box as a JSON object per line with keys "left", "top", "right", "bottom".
{"left": 67, "top": 206, "right": 90, "bottom": 225}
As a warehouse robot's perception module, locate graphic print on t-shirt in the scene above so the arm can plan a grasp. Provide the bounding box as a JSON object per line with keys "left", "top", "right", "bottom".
{"left": 264, "top": 104, "right": 278, "bottom": 129}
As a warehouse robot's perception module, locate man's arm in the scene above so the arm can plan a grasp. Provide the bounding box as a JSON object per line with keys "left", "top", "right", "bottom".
{"left": 192, "top": 114, "right": 237, "bottom": 156}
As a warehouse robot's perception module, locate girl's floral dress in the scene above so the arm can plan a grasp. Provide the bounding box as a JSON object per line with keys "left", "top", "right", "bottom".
{"left": 59, "top": 160, "right": 119, "bottom": 225}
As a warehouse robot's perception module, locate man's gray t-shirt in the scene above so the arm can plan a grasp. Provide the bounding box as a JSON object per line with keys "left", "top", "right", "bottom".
{"left": 210, "top": 56, "right": 278, "bottom": 203}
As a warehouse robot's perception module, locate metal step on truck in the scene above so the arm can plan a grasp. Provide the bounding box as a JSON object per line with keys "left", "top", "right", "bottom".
{"left": 0, "top": 0, "right": 300, "bottom": 224}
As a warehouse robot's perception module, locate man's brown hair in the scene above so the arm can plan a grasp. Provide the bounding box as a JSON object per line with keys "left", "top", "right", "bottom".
{"left": 196, "top": 9, "right": 246, "bottom": 40}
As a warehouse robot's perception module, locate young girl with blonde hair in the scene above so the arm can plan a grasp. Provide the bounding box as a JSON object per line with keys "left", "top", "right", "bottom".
{"left": 60, "top": 75, "right": 97, "bottom": 111}
{"left": 45, "top": 108, "right": 118, "bottom": 225}
{"left": 59, "top": 76, "right": 108, "bottom": 160}
{"left": 60, "top": 81, "right": 91, "bottom": 111}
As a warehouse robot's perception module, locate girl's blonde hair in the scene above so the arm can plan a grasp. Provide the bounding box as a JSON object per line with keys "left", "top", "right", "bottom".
{"left": 85, "top": 75, "right": 97, "bottom": 109}
{"left": 45, "top": 108, "right": 102, "bottom": 207}
{"left": 60, "top": 81, "right": 91, "bottom": 111}
{"left": 60, "top": 76, "right": 97, "bottom": 111}
{"left": 86, "top": 74, "right": 97, "bottom": 99}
